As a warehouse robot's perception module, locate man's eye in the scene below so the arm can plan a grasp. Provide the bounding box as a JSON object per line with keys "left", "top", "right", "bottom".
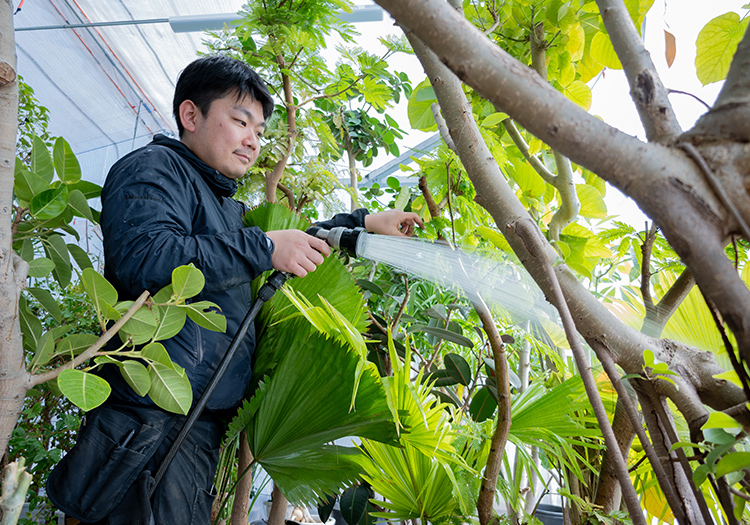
{"left": 235, "top": 119, "right": 246, "bottom": 127}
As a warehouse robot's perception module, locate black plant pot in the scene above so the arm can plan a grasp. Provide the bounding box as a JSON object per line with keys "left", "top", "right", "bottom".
{"left": 535, "top": 504, "right": 564, "bottom": 525}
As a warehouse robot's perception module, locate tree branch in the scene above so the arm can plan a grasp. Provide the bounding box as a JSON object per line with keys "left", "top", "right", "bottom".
{"left": 513, "top": 219, "right": 647, "bottom": 525}
{"left": 29, "top": 290, "right": 150, "bottom": 386}
{"left": 686, "top": 28, "right": 750, "bottom": 144}
{"left": 641, "top": 268, "right": 695, "bottom": 338}
{"left": 502, "top": 119, "right": 556, "bottom": 184}
{"left": 595, "top": 0, "right": 682, "bottom": 143}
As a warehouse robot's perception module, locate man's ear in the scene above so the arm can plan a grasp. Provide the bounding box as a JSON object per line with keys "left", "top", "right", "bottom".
{"left": 179, "top": 100, "right": 200, "bottom": 133}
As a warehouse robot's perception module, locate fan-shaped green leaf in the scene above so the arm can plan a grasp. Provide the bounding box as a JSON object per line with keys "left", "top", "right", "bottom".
{"left": 58, "top": 369, "right": 111, "bottom": 411}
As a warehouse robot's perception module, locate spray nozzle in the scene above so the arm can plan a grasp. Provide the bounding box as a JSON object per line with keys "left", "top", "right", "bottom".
{"left": 307, "top": 226, "right": 366, "bottom": 258}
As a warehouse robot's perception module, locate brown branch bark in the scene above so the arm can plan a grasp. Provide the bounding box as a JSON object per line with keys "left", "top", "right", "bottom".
{"left": 267, "top": 483, "right": 288, "bottom": 525}
{"left": 686, "top": 28, "right": 750, "bottom": 144}
{"left": 641, "top": 268, "right": 695, "bottom": 338}
{"left": 595, "top": 0, "right": 682, "bottom": 143}
{"left": 266, "top": 52, "right": 297, "bottom": 203}
{"left": 230, "top": 431, "right": 254, "bottom": 525}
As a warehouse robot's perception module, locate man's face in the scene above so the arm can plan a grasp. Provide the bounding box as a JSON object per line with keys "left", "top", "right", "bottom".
{"left": 180, "top": 92, "right": 266, "bottom": 180}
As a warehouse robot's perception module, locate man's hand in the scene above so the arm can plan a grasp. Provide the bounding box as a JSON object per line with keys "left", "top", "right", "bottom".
{"left": 266, "top": 230, "right": 331, "bottom": 278}
{"left": 364, "top": 209, "right": 424, "bottom": 237}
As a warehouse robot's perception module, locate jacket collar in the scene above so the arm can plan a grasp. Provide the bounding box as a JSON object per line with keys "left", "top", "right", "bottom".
{"left": 151, "top": 134, "right": 238, "bottom": 198}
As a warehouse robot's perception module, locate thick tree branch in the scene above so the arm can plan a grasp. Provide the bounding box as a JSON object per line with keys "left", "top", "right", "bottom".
{"left": 377, "top": 0, "right": 750, "bottom": 404}
{"left": 686, "top": 28, "right": 750, "bottom": 144}
{"left": 595, "top": 0, "right": 682, "bottom": 143}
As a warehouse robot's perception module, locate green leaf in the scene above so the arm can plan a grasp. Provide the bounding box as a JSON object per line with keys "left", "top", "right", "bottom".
{"left": 151, "top": 305, "right": 188, "bottom": 341}
{"left": 340, "top": 485, "right": 370, "bottom": 525}
{"left": 695, "top": 12, "right": 749, "bottom": 85}
{"left": 54, "top": 333, "right": 99, "bottom": 359}
{"left": 67, "top": 180, "right": 102, "bottom": 200}
{"left": 576, "top": 184, "right": 607, "bottom": 218}
{"left": 171, "top": 264, "right": 205, "bottom": 301}
{"left": 53, "top": 137, "right": 81, "bottom": 183}
{"left": 26, "top": 287, "right": 62, "bottom": 323}
{"left": 45, "top": 234, "right": 71, "bottom": 288}
{"left": 27, "top": 257, "right": 55, "bottom": 278}
{"left": 185, "top": 301, "right": 226, "bottom": 332}
{"left": 14, "top": 165, "right": 49, "bottom": 203}
{"left": 81, "top": 267, "right": 118, "bottom": 314}
{"left": 409, "top": 325, "right": 474, "bottom": 348}
{"left": 444, "top": 353, "right": 472, "bottom": 386}
{"left": 318, "top": 494, "right": 337, "bottom": 524}
{"left": 702, "top": 411, "right": 743, "bottom": 430}
{"left": 716, "top": 452, "right": 750, "bottom": 478}
{"left": 510, "top": 160, "right": 546, "bottom": 199}
{"left": 356, "top": 279, "right": 384, "bottom": 296}
{"left": 470, "top": 387, "right": 496, "bottom": 422}
{"left": 29, "top": 186, "right": 69, "bottom": 221}
{"left": 57, "top": 369, "right": 111, "bottom": 411}
{"left": 67, "top": 189, "right": 95, "bottom": 221}
{"left": 31, "top": 136, "right": 54, "bottom": 183}
{"left": 119, "top": 305, "right": 159, "bottom": 345}
{"left": 121, "top": 360, "right": 152, "bottom": 397}
{"left": 481, "top": 112, "right": 508, "bottom": 128}
{"left": 590, "top": 31, "right": 623, "bottom": 69}
{"left": 407, "top": 79, "right": 438, "bottom": 131}
{"left": 394, "top": 186, "right": 410, "bottom": 211}
{"left": 67, "top": 243, "right": 94, "bottom": 270}
{"left": 562, "top": 81, "right": 592, "bottom": 111}
{"left": 141, "top": 342, "right": 174, "bottom": 367}
{"left": 33, "top": 326, "right": 73, "bottom": 367}
{"left": 148, "top": 362, "right": 192, "bottom": 415}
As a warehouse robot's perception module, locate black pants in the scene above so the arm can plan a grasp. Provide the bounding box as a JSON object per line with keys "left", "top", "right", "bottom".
{"left": 50, "top": 403, "right": 224, "bottom": 525}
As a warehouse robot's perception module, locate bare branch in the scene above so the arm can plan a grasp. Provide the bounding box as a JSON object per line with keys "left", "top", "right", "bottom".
{"left": 595, "top": 0, "right": 682, "bottom": 143}
{"left": 641, "top": 268, "right": 695, "bottom": 337}
{"left": 502, "top": 119, "right": 556, "bottom": 184}
{"left": 431, "top": 103, "right": 456, "bottom": 151}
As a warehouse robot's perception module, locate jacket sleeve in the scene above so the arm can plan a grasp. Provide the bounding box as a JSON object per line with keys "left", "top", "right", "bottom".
{"left": 314, "top": 208, "right": 369, "bottom": 230}
{"left": 101, "top": 153, "right": 274, "bottom": 298}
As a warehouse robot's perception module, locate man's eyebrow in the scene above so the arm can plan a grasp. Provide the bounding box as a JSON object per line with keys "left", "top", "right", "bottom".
{"left": 235, "top": 106, "right": 266, "bottom": 128}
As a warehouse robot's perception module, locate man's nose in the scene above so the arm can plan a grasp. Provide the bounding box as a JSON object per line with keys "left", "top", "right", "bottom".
{"left": 244, "top": 132, "right": 259, "bottom": 150}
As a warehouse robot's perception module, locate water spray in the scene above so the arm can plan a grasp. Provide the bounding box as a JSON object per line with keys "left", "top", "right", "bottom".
{"left": 309, "top": 226, "right": 557, "bottom": 325}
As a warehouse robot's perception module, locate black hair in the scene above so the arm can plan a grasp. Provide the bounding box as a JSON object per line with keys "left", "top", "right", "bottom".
{"left": 172, "top": 54, "right": 275, "bottom": 137}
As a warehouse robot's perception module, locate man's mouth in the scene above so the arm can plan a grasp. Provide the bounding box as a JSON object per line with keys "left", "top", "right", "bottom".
{"left": 234, "top": 151, "right": 253, "bottom": 163}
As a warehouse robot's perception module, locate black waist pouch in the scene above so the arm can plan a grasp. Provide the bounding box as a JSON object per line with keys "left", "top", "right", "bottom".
{"left": 46, "top": 404, "right": 175, "bottom": 523}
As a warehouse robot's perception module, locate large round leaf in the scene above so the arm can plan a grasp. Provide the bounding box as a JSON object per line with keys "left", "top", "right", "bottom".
{"left": 58, "top": 369, "right": 111, "bottom": 411}
{"left": 340, "top": 485, "right": 371, "bottom": 525}
{"left": 121, "top": 360, "right": 151, "bottom": 397}
{"left": 469, "top": 387, "right": 496, "bottom": 422}
{"left": 171, "top": 264, "right": 205, "bottom": 301}
{"left": 444, "top": 353, "right": 472, "bottom": 386}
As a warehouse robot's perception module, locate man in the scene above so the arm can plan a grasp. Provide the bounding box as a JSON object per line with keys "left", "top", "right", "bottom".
{"left": 48, "top": 54, "right": 421, "bottom": 524}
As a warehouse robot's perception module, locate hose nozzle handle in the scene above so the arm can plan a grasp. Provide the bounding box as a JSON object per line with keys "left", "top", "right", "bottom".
{"left": 307, "top": 226, "right": 365, "bottom": 258}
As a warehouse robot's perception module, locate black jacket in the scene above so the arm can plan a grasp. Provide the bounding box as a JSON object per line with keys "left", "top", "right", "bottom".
{"left": 100, "top": 134, "right": 368, "bottom": 410}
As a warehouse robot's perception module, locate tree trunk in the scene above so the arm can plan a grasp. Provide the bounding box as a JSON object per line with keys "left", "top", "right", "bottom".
{"left": 268, "top": 483, "right": 289, "bottom": 525}
{"left": 0, "top": 0, "right": 28, "bottom": 458}
{"left": 230, "top": 431, "right": 254, "bottom": 525}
